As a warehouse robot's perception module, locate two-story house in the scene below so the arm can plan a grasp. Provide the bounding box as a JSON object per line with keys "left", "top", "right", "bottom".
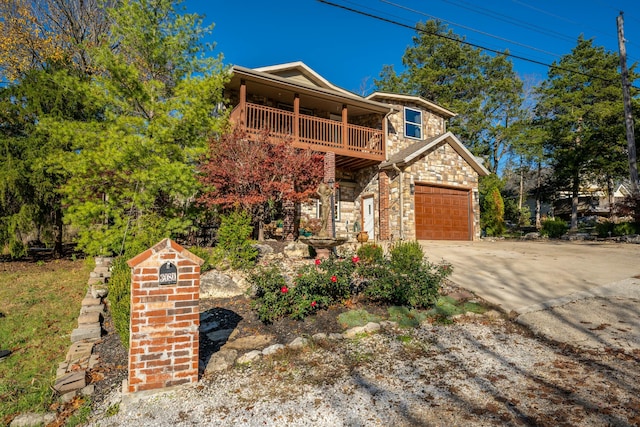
{"left": 224, "top": 62, "right": 489, "bottom": 241}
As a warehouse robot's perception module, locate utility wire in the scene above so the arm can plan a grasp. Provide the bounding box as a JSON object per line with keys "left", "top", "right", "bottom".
{"left": 511, "top": 0, "right": 640, "bottom": 57}
{"left": 382, "top": 0, "right": 563, "bottom": 60}
{"left": 318, "top": 0, "right": 640, "bottom": 89}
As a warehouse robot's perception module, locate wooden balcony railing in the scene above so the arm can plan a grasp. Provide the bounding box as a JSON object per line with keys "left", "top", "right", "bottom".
{"left": 231, "top": 103, "right": 384, "bottom": 161}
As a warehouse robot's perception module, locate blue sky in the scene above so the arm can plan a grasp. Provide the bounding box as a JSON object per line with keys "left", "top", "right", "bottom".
{"left": 184, "top": 0, "right": 640, "bottom": 95}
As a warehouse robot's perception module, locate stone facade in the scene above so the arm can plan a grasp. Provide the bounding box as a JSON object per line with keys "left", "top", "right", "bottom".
{"left": 384, "top": 100, "right": 447, "bottom": 156}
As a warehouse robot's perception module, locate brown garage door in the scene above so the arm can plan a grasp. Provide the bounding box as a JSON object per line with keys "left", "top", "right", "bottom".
{"left": 415, "top": 185, "right": 471, "bottom": 240}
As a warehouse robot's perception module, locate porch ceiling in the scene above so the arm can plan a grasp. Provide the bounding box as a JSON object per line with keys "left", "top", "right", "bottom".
{"left": 336, "top": 154, "right": 380, "bottom": 170}
{"left": 227, "top": 68, "right": 390, "bottom": 117}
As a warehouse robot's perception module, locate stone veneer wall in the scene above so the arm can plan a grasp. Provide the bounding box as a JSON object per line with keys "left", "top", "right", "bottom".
{"left": 393, "top": 142, "right": 481, "bottom": 241}
{"left": 385, "top": 100, "right": 446, "bottom": 157}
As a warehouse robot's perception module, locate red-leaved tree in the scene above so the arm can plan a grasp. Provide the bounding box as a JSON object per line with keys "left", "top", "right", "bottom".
{"left": 198, "top": 126, "right": 324, "bottom": 240}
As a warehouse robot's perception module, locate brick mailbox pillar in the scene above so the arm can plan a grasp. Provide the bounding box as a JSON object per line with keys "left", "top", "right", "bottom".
{"left": 126, "top": 238, "right": 203, "bottom": 394}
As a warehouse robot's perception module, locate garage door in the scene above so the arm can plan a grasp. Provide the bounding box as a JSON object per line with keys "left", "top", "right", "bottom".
{"left": 415, "top": 185, "right": 471, "bottom": 240}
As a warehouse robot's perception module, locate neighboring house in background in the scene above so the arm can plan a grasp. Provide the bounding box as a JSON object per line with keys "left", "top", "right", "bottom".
{"left": 224, "top": 62, "right": 490, "bottom": 241}
{"left": 553, "top": 181, "right": 634, "bottom": 220}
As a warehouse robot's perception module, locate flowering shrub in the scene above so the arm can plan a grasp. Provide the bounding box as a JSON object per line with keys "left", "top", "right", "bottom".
{"left": 249, "top": 241, "right": 453, "bottom": 323}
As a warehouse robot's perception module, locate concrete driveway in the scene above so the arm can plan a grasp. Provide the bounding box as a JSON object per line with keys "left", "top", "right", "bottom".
{"left": 420, "top": 239, "right": 640, "bottom": 350}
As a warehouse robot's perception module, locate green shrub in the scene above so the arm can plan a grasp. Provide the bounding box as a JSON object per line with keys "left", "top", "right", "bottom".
{"left": 389, "top": 241, "right": 424, "bottom": 271}
{"left": 360, "top": 257, "right": 450, "bottom": 308}
{"left": 595, "top": 220, "right": 638, "bottom": 237}
{"left": 188, "top": 246, "right": 214, "bottom": 272}
{"left": 356, "top": 243, "right": 384, "bottom": 264}
{"left": 248, "top": 243, "right": 452, "bottom": 323}
{"left": 249, "top": 266, "right": 292, "bottom": 323}
{"left": 540, "top": 218, "right": 568, "bottom": 238}
{"left": 213, "top": 210, "right": 258, "bottom": 270}
{"left": 109, "top": 255, "right": 132, "bottom": 348}
{"left": 613, "top": 222, "right": 638, "bottom": 236}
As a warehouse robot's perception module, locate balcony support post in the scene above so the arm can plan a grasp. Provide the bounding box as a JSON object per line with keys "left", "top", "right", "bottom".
{"left": 294, "top": 93, "right": 300, "bottom": 142}
{"left": 342, "top": 104, "right": 348, "bottom": 149}
{"left": 239, "top": 80, "right": 247, "bottom": 127}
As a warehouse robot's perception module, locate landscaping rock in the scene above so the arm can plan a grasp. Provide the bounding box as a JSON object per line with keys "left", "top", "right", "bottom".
{"left": 9, "top": 412, "right": 56, "bottom": 427}
{"left": 524, "top": 232, "right": 541, "bottom": 240}
{"left": 60, "top": 390, "right": 77, "bottom": 403}
{"left": 328, "top": 333, "right": 344, "bottom": 340}
{"left": 200, "top": 270, "right": 246, "bottom": 299}
{"left": 236, "top": 350, "right": 262, "bottom": 364}
{"left": 78, "top": 312, "right": 101, "bottom": 325}
{"left": 283, "top": 241, "right": 309, "bottom": 259}
{"left": 91, "top": 284, "right": 109, "bottom": 298}
{"left": 343, "top": 322, "right": 381, "bottom": 338}
{"left": 312, "top": 333, "right": 328, "bottom": 341}
{"left": 223, "top": 335, "right": 273, "bottom": 351}
{"left": 253, "top": 244, "right": 274, "bottom": 256}
{"left": 484, "top": 310, "right": 503, "bottom": 320}
{"left": 80, "top": 384, "right": 95, "bottom": 396}
{"left": 53, "top": 370, "right": 86, "bottom": 393}
{"left": 79, "top": 303, "right": 105, "bottom": 314}
{"left": 379, "top": 320, "right": 398, "bottom": 329}
{"left": 70, "top": 325, "right": 102, "bottom": 342}
{"left": 204, "top": 349, "right": 238, "bottom": 374}
{"left": 287, "top": 337, "right": 309, "bottom": 349}
{"left": 262, "top": 344, "right": 285, "bottom": 355}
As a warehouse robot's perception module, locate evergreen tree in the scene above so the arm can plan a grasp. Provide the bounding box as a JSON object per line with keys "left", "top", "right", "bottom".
{"left": 374, "top": 20, "right": 524, "bottom": 173}
{"left": 535, "top": 36, "right": 634, "bottom": 229}
{"left": 43, "top": 0, "right": 229, "bottom": 255}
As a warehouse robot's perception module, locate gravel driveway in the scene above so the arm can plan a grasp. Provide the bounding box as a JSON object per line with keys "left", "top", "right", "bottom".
{"left": 84, "top": 239, "right": 640, "bottom": 426}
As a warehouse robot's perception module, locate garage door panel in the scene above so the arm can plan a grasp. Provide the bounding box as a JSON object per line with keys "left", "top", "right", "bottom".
{"left": 415, "top": 185, "right": 471, "bottom": 240}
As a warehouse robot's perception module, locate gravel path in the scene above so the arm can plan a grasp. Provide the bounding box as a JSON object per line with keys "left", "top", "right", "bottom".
{"left": 86, "top": 316, "right": 640, "bottom": 427}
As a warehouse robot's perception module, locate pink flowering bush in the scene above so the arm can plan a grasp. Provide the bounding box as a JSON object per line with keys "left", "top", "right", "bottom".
{"left": 249, "top": 241, "right": 452, "bottom": 323}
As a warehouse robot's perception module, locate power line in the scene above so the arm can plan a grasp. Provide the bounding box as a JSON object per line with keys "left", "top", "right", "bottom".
{"left": 318, "top": 0, "right": 640, "bottom": 89}
{"left": 382, "top": 0, "right": 564, "bottom": 60}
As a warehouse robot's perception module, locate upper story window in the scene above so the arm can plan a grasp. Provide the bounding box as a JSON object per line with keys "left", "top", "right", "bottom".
{"left": 404, "top": 107, "right": 422, "bottom": 139}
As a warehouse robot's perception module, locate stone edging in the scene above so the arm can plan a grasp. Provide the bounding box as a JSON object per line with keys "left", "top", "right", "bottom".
{"left": 53, "top": 257, "right": 112, "bottom": 401}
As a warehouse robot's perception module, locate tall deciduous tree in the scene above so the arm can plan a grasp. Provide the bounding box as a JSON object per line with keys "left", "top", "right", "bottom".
{"left": 0, "top": 0, "right": 114, "bottom": 80}
{"left": 535, "top": 36, "right": 634, "bottom": 230}
{"left": 374, "top": 20, "right": 524, "bottom": 174}
{"left": 198, "top": 127, "right": 324, "bottom": 240}
{"left": 42, "top": 0, "right": 229, "bottom": 255}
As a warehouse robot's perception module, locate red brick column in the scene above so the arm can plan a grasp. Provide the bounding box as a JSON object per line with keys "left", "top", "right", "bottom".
{"left": 324, "top": 152, "right": 336, "bottom": 236}
{"left": 379, "top": 170, "right": 390, "bottom": 240}
{"left": 127, "top": 239, "right": 203, "bottom": 394}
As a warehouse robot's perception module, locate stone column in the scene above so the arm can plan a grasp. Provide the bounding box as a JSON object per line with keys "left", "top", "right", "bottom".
{"left": 379, "top": 170, "right": 390, "bottom": 240}
{"left": 324, "top": 152, "right": 336, "bottom": 236}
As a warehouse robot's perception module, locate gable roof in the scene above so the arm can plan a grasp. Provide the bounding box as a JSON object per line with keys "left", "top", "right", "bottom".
{"left": 380, "top": 132, "right": 490, "bottom": 176}
{"left": 229, "top": 63, "right": 392, "bottom": 114}
{"left": 253, "top": 62, "right": 355, "bottom": 96}
{"left": 367, "top": 92, "right": 457, "bottom": 119}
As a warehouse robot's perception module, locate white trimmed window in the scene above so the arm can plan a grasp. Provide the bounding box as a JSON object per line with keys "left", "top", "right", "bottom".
{"left": 404, "top": 107, "right": 422, "bottom": 139}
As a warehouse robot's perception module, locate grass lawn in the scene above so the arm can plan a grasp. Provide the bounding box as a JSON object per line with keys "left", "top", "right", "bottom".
{"left": 0, "top": 258, "right": 91, "bottom": 425}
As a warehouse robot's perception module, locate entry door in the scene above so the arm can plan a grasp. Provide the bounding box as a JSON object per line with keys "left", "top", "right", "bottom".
{"left": 363, "top": 196, "right": 375, "bottom": 240}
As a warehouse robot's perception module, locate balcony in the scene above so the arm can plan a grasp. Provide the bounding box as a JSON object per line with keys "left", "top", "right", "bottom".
{"left": 230, "top": 102, "right": 385, "bottom": 166}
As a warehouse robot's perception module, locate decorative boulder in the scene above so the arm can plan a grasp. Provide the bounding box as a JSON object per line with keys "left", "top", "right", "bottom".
{"left": 283, "top": 241, "right": 309, "bottom": 259}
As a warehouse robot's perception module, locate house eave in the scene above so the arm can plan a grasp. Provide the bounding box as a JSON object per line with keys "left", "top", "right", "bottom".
{"left": 379, "top": 132, "right": 490, "bottom": 176}
{"left": 229, "top": 65, "right": 392, "bottom": 114}
{"left": 366, "top": 92, "right": 457, "bottom": 119}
